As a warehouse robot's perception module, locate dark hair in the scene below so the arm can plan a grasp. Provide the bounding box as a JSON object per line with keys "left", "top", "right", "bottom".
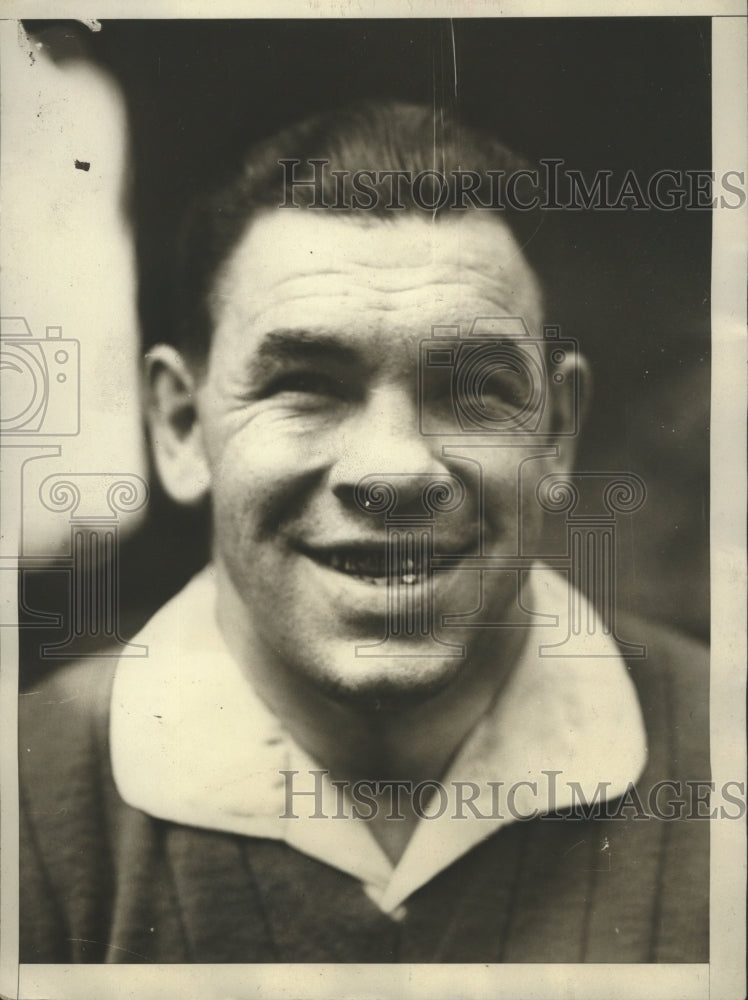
{"left": 164, "top": 101, "right": 554, "bottom": 362}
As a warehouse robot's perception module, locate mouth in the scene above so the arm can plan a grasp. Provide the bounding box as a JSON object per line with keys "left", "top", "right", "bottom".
{"left": 298, "top": 544, "right": 430, "bottom": 587}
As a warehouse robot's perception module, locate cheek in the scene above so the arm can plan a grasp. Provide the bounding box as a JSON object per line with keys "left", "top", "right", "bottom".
{"left": 478, "top": 449, "right": 559, "bottom": 539}
{"left": 205, "top": 410, "right": 336, "bottom": 481}
{"left": 208, "top": 427, "right": 332, "bottom": 547}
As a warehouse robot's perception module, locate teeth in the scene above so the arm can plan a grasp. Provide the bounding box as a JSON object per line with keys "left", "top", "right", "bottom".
{"left": 401, "top": 557, "right": 418, "bottom": 585}
{"left": 319, "top": 548, "right": 425, "bottom": 583}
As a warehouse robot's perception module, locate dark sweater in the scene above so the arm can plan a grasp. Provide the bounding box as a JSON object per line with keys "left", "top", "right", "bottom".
{"left": 19, "top": 618, "right": 709, "bottom": 963}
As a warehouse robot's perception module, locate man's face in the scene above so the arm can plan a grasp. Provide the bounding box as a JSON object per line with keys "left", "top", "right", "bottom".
{"left": 191, "top": 210, "right": 572, "bottom": 703}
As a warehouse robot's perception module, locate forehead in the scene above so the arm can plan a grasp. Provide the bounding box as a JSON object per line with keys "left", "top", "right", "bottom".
{"left": 209, "top": 210, "right": 543, "bottom": 357}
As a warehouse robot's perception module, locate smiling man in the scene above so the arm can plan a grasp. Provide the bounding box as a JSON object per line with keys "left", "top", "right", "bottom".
{"left": 19, "top": 102, "right": 709, "bottom": 964}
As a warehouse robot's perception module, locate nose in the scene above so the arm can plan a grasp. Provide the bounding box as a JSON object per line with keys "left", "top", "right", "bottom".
{"left": 328, "top": 385, "right": 450, "bottom": 515}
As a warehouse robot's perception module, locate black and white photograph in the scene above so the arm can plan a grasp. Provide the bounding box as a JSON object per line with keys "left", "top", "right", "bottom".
{"left": 0, "top": 3, "right": 745, "bottom": 999}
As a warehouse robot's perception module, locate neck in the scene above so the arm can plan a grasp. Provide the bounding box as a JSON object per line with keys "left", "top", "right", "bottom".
{"left": 216, "top": 569, "right": 526, "bottom": 788}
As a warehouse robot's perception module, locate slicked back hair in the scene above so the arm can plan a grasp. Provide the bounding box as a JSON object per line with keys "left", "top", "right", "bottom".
{"left": 164, "top": 101, "right": 553, "bottom": 364}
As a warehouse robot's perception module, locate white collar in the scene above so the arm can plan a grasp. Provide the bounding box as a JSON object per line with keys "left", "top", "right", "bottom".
{"left": 111, "top": 564, "right": 647, "bottom": 915}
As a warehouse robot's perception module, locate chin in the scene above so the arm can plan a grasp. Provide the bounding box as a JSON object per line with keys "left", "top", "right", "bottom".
{"left": 294, "top": 641, "right": 468, "bottom": 713}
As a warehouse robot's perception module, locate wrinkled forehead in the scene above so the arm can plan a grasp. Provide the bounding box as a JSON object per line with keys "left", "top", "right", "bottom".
{"left": 209, "top": 209, "right": 545, "bottom": 357}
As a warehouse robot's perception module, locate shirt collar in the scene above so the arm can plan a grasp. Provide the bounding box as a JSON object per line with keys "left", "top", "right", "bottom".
{"left": 111, "top": 563, "right": 647, "bottom": 915}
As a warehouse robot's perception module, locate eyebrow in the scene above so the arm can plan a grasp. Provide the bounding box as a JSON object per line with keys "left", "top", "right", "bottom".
{"left": 249, "top": 329, "right": 363, "bottom": 376}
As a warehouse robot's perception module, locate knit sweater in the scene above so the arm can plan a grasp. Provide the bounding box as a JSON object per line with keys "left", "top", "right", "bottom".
{"left": 19, "top": 617, "right": 709, "bottom": 963}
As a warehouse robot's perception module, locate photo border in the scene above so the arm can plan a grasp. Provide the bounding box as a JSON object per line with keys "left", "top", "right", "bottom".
{"left": 1, "top": 3, "right": 745, "bottom": 998}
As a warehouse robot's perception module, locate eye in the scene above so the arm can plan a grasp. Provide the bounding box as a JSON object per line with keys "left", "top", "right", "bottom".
{"left": 474, "top": 358, "right": 532, "bottom": 410}
{"left": 262, "top": 370, "right": 345, "bottom": 400}
{"left": 454, "top": 345, "right": 535, "bottom": 418}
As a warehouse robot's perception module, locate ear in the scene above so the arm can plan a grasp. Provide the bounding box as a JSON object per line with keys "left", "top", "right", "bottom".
{"left": 144, "top": 345, "right": 211, "bottom": 505}
{"left": 549, "top": 350, "right": 592, "bottom": 468}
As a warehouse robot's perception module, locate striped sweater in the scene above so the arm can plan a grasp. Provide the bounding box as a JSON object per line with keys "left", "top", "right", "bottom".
{"left": 19, "top": 617, "right": 709, "bottom": 963}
